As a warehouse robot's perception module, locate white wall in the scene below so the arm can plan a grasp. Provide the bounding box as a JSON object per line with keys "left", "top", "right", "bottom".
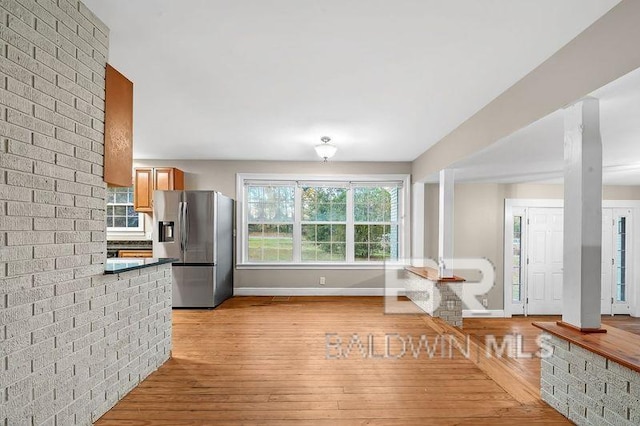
{"left": 412, "top": 1, "right": 640, "bottom": 181}
{"left": 505, "top": 183, "right": 640, "bottom": 200}
{"left": 424, "top": 182, "right": 640, "bottom": 310}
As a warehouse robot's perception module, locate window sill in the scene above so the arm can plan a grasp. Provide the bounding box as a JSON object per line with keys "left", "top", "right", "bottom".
{"left": 107, "top": 230, "right": 151, "bottom": 241}
{"left": 236, "top": 262, "right": 408, "bottom": 270}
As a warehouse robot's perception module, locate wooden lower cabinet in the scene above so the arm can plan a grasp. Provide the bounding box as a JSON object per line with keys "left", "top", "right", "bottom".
{"left": 134, "top": 167, "right": 184, "bottom": 212}
{"left": 118, "top": 249, "right": 153, "bottom": 258}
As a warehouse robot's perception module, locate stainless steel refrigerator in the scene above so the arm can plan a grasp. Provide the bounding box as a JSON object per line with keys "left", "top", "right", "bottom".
{"left": 152, "top": 190, "right": 234, "bottom": 308}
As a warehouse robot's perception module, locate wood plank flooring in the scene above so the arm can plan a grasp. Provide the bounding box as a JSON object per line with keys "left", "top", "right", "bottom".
{"left": 96, "top": 297, "right": 574, "bottom": 425}
{"left": 463, "top": 315, "right": 640, "bottom": 391}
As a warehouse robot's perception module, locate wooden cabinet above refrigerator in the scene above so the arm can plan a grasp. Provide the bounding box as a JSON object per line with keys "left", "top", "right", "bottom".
{"left": 134, "top": 167, "right": 184, "bottom": 212}
{"left": 104, "top": 65, "right": 134, "bottom": 187}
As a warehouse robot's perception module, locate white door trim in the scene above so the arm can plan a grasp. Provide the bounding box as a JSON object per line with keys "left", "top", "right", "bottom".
{"left": 611, "top": 209, "right": 633, "bottom": 315}
{"left": 503, "top": 199, "right": 640, "bottom": 317}
{"left": 504, "top": 199, "right": 562, "bottom": 317}
{"left": 507, "top": 206, "right": 527, "bottom": 316}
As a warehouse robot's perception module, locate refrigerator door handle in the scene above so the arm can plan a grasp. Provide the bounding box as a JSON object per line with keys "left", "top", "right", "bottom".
{"left": 212, "top": 194, "right": 218, "bottom": 264}
{"left": 184, "top": 201, "right": 189, "bottom": 251}
{"left": 178, "top": 201, "right": 184, "bottom": 253}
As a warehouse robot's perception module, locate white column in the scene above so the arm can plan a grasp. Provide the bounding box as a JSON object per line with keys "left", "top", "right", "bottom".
{"left": 411, "top": 183, "right": 425, "bottom": 266}
{"left": 562, "top": 98, "right": 603, "bottom": 330}
{"left": 438, "top": 169, "right": 455, "bottom": 278}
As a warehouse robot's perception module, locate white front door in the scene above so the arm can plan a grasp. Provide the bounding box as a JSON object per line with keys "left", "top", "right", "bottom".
{"left": 526, "top": 208, "right": 564, "bottom": 315}
{"left": 521, "top": 207, "right": 632, "bottom": 316}
{"left": 601, "top": 209, "right": 614, "bottom": 314}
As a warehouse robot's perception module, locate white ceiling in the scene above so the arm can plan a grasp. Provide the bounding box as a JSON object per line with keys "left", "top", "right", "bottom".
{"left": 85, "top": 0, "right": 619, "bottom": 161}
{"left": 449, "top": 65, "right": 640, "bottom": 185}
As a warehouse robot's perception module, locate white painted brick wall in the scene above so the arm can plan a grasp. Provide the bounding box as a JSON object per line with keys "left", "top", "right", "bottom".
{"left": 404, "top": 272, "right": 463, "bottom": 327}
{"left": 541, "top": 335, "right": 640, "bottom": 426}
{"left": 0, "top": 1, "right": 172, "bottom": 425}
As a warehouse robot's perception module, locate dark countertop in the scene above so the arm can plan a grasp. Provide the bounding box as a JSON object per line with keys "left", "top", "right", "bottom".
{"left": 105, "top": 258, "right": 177, "bottom": 274}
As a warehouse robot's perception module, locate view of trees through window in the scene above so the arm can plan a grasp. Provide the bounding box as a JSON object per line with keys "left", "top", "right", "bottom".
{"left": 245, "top": 182, "right": 401, "bottom": 263}
{"left": 354, "top": 187, "right": 397, "bottom": 261}
{"left": 302, "top": 186, "right": 347, "bottom": 261}
{"left": 246, "top": 186, "right": 294, "bottom": 262}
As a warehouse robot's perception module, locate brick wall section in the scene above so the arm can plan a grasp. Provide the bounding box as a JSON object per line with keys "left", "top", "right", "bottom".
{"left": 0, "top": 1, "right": 172, "bottom": 425}
{"left": 404, "top": 272, "right": 463, "bottom": 327}
{"left": 541, "top": 335, "right": 640, "bottom": 425}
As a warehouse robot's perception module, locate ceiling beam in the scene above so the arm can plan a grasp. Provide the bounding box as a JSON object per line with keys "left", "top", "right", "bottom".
{"left": 412, "top": 0, "right": 640, "bottom": 182}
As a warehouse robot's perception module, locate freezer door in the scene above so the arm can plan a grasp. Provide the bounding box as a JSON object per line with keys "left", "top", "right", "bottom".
{"left": 183, "top": 191, "right": 215, "bottom": 264}
{"left": 172, "top": 265, "right": 215, "bottom": 308}
{"left": 214, "top": 194, "right": 234, "bottom": 303}
{"left": 153, "top": 190, "right": 184, "bottom": 261}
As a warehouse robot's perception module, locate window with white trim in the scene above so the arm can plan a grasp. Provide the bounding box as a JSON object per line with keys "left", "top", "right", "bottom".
{"left": 238, "top": 175, "right": 408, "bottom": 265}
{"left": 301, "top": 185, "right": 347, "bottom": 261}
{"left": 106, "top": 186, "right": 144, "bottom": 232}
{"left": 246, "top": 185, "right": 294, "bottom": 262}
{"left": 353, "top": 186, "right": 399, "bottom": 262}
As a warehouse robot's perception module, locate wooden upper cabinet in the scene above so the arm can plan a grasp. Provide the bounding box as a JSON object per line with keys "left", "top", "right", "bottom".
{"left": 154, "top": 168, "right": 184, "bottom": 191}
{"left": 134, "top": 167, "right": 185, "bottom": 212}
{"left": 134, "top": 168, "right": 153, "bottom": 213}
{"left": 104, "top": 65, "right": 134, "bottom": 187}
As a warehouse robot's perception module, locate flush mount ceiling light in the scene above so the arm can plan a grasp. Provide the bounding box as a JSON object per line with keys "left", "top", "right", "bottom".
{"left": 314, "top": 136, "right": 337, "bottom": 162}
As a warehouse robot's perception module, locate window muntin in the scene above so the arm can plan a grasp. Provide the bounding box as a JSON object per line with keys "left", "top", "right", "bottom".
{"left": 302, "top": 224, "right": 346, "bottom": 261}
{"left": 301, "top": 186, "right": 347, "bottom": 262}
{"left": 106, "top": 187, "right": 143, "bottom": 231}
{"left": 246, "top": 185, "right": 295, "bottom": 262}
{"left": 248, "top": 224, "right": 293, "bottom": 262}
{"left": 241, "top": 178, "right": 405, "bottom": 264}
{"left": 616, "top": 217, "right": 627, "bottom": 302}
{"left": 353, "top": 186, "right": 399, "bottom": 262}
{"left": 512, "top": 216, "right": 523, "bottom": 303}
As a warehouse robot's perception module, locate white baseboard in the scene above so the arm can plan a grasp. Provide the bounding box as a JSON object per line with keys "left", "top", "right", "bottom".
{"left": 234, "top": 287, "right": 384, "bottom": 296}
{"left": 462, "top": 309, "right": 506, "bottom": 318}
{"left": 232, "top": 291, "right": 507, "bottom": 316}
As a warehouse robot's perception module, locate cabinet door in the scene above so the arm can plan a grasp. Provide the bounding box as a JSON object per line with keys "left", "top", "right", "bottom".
{"left": 104, "top": 65, "right": 133, "bottom": 187}
{"left": 155, "top": 168, "right": 184, "bottom": 190}
{"left": 134, "top": 168, "right": 154, "bottom": 212}
{"left": 154, "top": 168, "right": 174, "bottom": 191}
{"left": 173, "top": 168, "right": 185, "bottom": 189}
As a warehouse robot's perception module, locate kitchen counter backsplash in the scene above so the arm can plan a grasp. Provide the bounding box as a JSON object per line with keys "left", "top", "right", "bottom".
{"left": 107, "top": 240, "right": 153, "bottom": 258}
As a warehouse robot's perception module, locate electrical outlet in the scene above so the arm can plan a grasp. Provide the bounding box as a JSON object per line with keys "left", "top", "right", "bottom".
{"left": 482, "top": 298, "right": 488, "bottom": 308}
{"left": 319, "top": 276, "right": 326, "bottom": 285}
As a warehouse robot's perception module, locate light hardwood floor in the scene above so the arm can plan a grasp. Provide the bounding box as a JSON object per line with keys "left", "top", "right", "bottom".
{"left": 463, "top": 314, "right": 640, "bottom": 391}
{"left": 96, "top": 297, "right": 574, "bottom": 425}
